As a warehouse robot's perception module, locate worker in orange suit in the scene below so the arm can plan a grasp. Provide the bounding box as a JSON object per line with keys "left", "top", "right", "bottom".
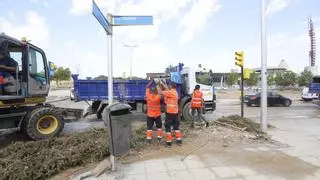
{"left": 191, "top": 85, "right": 208, "bottom": 127}
{"left": 145, "top": 81, "right": 163, "bottom": 144}
{"left": 159, "top": 81, "right": 182, "bottom": 147}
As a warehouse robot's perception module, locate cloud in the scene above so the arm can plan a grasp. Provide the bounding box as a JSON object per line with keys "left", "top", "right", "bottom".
{"left": 0, "top": 11, "right": 50, "bottom": 49}
{"left": 69, "top": 0, "right": 115, "bottom": 16}
{"left": 29, "top": 0, "right": 49, "bottom": 7}
{"left": 266, "top": 0, "right": 291, "bottom": 16}
{"left": 201, "top": 28, "right": 320, "bottom": 74}
{"left": 255, "top": 30, "right": 318, "bottom": 72}
{"left": 179, "top": 0, "right": 221, "bottom": 44}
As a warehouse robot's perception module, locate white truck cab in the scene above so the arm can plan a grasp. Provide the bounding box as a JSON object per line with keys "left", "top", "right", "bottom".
{"left": 180, "top": 66, "right": 216, "bottom": 115}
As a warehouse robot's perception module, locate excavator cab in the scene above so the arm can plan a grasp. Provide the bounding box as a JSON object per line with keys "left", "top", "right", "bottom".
{"left": 0, "top": 33, "right": 81, "bottom": 140}
{"left": 0, "top": 33, "right": 54, "bottom": 106}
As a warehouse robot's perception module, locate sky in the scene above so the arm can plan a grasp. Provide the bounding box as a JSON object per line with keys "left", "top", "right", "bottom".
{"left": 0, "top": 0, "right": 319, "bottom": 79}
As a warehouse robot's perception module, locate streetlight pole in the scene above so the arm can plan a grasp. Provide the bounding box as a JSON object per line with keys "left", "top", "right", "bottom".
{"left": 124, "top": 44, "right": 139, "bottom": 80}
{"left": 260, "top": 0, "right": 268, "bottom": 132}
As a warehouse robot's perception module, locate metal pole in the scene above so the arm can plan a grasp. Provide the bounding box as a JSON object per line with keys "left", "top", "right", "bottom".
{"left": 260, "top": 0, "right": 268, "bottom": 132}
{"left": 109, "top": 35, "right": 116, "bottom": 171}
{"left": 130, "top": 47, "right": 133, "bottom": 80}
{"left": 110, "top": 35, "right": 116, "bottom": 171}
{"left": 124, "top": 44, "right": 139, "bottom": 80}
{"left": 241, "top": 66, "right": 244, "bottom": 117}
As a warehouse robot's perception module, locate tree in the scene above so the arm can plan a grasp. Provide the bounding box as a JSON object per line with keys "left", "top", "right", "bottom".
{"left": 226, "top": 72, "right": 239, "bottom": 86}
{"left": 51, "top": 67, "right": 71, "bottom": 86}
{"left": 274, "top": 72, "right": 284, "bottom": 86}
{"left": 94, "top": 75, "right": 108, "bottom": 80}
{"left": 274, "top": 71, "right": 297, "bottom": 87}
{"left": 246, "top": 72, "right": 258, "bottom": 87}
{"left": 283, "top": 71, "right": 297, "bottom": 86}
{"left": 267, "top": 74, "right": 275, "bottom": 86}
{"left": 297, "top": 69, "right": 313, "bottom": 87}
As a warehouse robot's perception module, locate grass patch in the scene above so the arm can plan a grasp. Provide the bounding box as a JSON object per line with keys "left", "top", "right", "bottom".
{"left": 216, "top": 115, "right": 274, "bottom": 134}
{"left": 0, "top": 126, "right": 146, "bottom": 180}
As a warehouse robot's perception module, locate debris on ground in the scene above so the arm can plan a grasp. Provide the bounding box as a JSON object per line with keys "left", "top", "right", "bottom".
{"left": 0, "top": 125, "right": 146, "bottom": 180}
{"left": 214, "top": 115, "right": 273, "bottom": 134}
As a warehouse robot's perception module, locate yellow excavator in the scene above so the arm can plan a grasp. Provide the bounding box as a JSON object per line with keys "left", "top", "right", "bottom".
{"left": 0, "top": 33, "right": 83, "bottom": 140}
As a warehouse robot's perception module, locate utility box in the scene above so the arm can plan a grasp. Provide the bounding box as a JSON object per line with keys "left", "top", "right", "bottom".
{"left": 103, "top": 102, "right": 132, "bottom": 156}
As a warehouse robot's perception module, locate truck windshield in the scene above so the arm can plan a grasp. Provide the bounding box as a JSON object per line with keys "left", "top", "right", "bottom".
{"left": 196, "top": 72, "right": 212, "bottom": 86}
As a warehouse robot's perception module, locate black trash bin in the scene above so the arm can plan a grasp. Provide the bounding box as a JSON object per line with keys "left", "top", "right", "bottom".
{"left": 104, "top": 102, "right": 132, "bottom": 156}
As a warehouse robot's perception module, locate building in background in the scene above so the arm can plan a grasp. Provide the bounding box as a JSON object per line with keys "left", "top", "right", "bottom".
{"left": 252, "top": 59, "right": 290, "bottom": 74}
{"left": 309, "top": 17, "right": 316, "bottom": 67}
{"left": 304, "top": 17, "right": 318, "bottom": 75}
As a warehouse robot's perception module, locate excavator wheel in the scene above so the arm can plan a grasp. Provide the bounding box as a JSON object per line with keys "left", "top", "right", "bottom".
{"left": 22, "top": 107, "right": 64, "bottom": 140}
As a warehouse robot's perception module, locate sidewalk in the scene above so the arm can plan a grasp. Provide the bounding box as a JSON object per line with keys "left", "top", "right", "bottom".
{"left": 71, "top": 143, "right": 320, "bottom": 180}
{"left": 269, "top": 117, "right": 320, "bottom": 167}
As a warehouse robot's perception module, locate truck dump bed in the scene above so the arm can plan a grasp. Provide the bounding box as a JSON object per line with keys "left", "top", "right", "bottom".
{"left": 72, "top": 75, "right": 149, "bottom": 102}
{"left": 309, "top": 76, "right": 320, "bottom": 94}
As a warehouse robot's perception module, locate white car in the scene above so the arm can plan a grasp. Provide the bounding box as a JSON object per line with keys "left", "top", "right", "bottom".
{"left": 302, "top": 87, "right": 318, "bottom": 101}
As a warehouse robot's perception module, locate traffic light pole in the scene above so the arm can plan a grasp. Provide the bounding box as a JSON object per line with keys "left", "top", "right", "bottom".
{"left": 234, "top": 50, "right": 244, "bottom": 117}
{"left": 241, "top": 66, "right": 244, "bottom": 117}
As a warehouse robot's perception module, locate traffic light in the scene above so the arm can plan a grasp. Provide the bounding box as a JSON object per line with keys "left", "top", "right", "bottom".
{"left": 243, "top": 68, "right": 251, "bottom": 79}
{"left": 235, "top": 51, "right": 244, "bottom": 67}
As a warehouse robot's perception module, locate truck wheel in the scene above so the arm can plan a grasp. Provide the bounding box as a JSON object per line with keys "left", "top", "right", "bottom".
{"left": 23, "top": 107, "right": 64, "bottom": 140}
{"left": 182, "top": 102, "right": 199, "bottom": 121}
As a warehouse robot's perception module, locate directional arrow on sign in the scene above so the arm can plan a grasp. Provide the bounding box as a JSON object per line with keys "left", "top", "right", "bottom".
{"left": 92, "top": 0, "right": 111, "bottom": 34}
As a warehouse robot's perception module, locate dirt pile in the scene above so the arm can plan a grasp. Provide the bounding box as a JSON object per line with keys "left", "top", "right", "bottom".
{"left": 215, "top": 115, "right": 273, "bottom": 134}
{"left": 0, "top": 126, "right": 146, "bottom": 180}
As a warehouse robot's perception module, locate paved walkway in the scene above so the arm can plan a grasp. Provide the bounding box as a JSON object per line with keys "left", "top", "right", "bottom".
{"left": 71, "top": 143, "right": 320, "bottom": 180}
{"left": 269, "top": 117, "right": 320, "bottom": 167}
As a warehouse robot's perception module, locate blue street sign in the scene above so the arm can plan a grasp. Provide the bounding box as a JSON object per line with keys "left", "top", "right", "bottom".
{"left": 113, "top": 16, "right": 153, "bottom": 26}
{"left": 92, "top": 0, "right": 111, "bottom": 34}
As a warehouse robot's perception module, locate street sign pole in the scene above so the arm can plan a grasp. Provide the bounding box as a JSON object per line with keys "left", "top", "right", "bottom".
{"left": 241, "top": 66, "right": 244, "bottom": 117}
{"left": 260, "top": 0, "right": 268, "bottom": 132}
{"left": 92, "top": 1, "right": 153, "bottom": 172}
{"left": 107, "top": 13, "right": 115, "bottom": 172}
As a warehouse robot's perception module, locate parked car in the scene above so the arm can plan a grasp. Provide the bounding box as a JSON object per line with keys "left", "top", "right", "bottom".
{"left": 241, "top": 91, "right": 259, "bottom": 103}
{"left": 246, "top": 91, "right": 292, "bottom": 107}
{"left": 301, "top": 87, "right": 318, "bottom": 101}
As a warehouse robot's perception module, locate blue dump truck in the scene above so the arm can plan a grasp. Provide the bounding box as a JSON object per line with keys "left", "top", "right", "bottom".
{"left": 308, "top": 75, "right": 320, "bottom": 96}
{"left": 71, "top": 63, "right": 216, "bottom": 121}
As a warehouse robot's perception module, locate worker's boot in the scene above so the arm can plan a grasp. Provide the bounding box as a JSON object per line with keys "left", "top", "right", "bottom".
{"left": 157, "top": 128, "right": 163, "bottom": 142}
{"left": 205, "top": 121, "right": 210, "bottom": 127}
{"left": 175, "top": 130, "right": 182, "bottom": 146}
{"left": 165, "top": 132, "right": 172, "bottom": 147}
{"left": 146, "top": 130, "right": 152, "bottom": 144}
{"left": 176, "top": 139, "right": 182, "bottom": 146}
{"left": 166, "top": 142, "right": 172, "bottom": 147}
